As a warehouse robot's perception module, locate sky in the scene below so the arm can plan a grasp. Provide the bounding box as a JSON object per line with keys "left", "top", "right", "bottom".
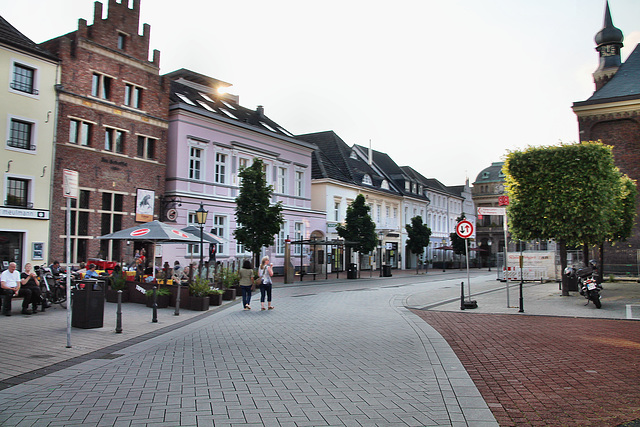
{"left": 3, "top": 0, "right": 640, "bottom": 186}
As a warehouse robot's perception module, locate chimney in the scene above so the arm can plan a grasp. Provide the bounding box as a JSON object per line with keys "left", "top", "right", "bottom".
{"left": 256, "top": 105, "right": 265, "bottom": 118}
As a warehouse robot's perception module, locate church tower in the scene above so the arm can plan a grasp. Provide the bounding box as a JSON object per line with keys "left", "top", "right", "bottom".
{"left": 593, "top": 1, "right": 624, "bottom": 91}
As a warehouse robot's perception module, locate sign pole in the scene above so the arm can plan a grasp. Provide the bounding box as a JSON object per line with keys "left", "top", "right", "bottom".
{"left": 465, "top": 237, "right": 471, "bottom": 300}
{"left": 63, "top": 169, "right": 78, "bottom": 349}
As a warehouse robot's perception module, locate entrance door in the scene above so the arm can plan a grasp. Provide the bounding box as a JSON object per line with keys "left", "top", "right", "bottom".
{"left": 0, "top": 231, "right": 23, "bottom": 268}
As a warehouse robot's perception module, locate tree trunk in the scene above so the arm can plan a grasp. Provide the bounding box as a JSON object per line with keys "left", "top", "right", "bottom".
{"left": 560, "top": 240, "right": 569, "bottom": 296}
{"left": 582, "top": 244, "right": 589, "bottom": 268}
{"left": 599, "top": 243, "right": 605, "bottom": 283}
{"left": 416, "top": 254, "right": 419, "bottom": 275}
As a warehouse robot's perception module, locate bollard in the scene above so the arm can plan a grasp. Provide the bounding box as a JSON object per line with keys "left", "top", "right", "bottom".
{"left": 519, "top": 280, "right": 524, "bottom": 313}
{"left": 115, "top": 290, "right": 123, "bottom": 333}
{"left": 460, "top": 281, "right": 465, "bottom": 310}
{"left": 152, "top": 285, "right": 158, "bottom": 323}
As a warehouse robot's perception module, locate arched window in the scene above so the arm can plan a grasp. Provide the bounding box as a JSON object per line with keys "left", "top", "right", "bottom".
{"left": 362, "top": 174, "right": 372, "bottom": 185}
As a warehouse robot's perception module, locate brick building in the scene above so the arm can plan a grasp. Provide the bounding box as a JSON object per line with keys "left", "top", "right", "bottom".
{"left": 40, "top": 0, "right": 168, "bottom": 266}
{"left": 572, "top": 1, "right": 640, "bottom": 271}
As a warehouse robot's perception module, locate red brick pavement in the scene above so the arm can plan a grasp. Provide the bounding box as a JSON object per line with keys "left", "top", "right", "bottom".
{"left": 411, "top": 310, "right": 640, "bottom": 427}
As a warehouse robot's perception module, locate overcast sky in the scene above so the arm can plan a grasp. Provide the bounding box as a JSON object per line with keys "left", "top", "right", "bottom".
{"left": 3, "top": 0, "right": 640, "bottom": 186}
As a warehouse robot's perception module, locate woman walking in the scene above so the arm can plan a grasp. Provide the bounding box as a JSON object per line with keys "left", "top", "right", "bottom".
{"left": 258, "top": 256, "right": 274, "bottom": 310}
{"left": 238, "top": 260, "right": 254, "bottom": 310}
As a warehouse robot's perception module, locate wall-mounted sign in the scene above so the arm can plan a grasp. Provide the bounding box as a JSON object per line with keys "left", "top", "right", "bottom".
{"left": 135, "top": 188, "right": 155, "bottom": 222}
{"left": 32, "top": 242, "right": 44, "bottom": 260}
{"left": 0, "top": 208, "right": 49, "bottom": 219}
{"left": 63, "top": 169, "right": 79, "bottom": 199}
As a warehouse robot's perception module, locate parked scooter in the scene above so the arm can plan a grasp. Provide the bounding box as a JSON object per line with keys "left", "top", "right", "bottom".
{"left": 564, "top": 260, "right": 603, "bottom": 308}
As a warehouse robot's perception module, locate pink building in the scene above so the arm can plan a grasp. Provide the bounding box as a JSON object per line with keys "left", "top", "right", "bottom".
{"left": 161, "top": 69, "right": 325, "bottom": 272}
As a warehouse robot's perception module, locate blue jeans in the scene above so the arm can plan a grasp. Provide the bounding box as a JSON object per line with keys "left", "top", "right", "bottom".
{"left": 241, "top": 285, "right": 252, "bottom": 307}
{"left": 260, "top": 283, "right": 272, "bottom": 303}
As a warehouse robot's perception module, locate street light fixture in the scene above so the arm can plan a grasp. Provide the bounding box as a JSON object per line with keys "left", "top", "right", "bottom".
{"left": 442, "top": 237, "right": 446, "bottom": 272}
{"left": 488, "top": 239, "right": 492, "bottom": 271}
{"left": 195, "top": 202, "right": 209, "bottom": 279}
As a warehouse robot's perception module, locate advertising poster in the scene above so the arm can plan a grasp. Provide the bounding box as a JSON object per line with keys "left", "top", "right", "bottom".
{"left": 135, "top": 189, "right": 155, "bottom": 222}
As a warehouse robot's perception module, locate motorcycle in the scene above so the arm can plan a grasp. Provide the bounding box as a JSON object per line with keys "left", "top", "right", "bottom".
{"left": 35, "top": 264, "right": 68, "bottom": 308}
{"left": 564, "top": 260, "right": 603, "bottom": 309}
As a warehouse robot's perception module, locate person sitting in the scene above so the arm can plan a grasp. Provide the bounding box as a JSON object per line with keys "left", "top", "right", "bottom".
{"left": 49, "top": 260, "right": 61, "bottom": 276}
{"left": 84, "top": 264, "right": 99, "bottom": 279}
{"left": 134, "top": 258, "right": 144, "bottom": 281}
{"left": 1, "top": 262, "right": 35, "bottom": 315}
{"left": 21, "top": 263, "right": 43, "bottom": 314}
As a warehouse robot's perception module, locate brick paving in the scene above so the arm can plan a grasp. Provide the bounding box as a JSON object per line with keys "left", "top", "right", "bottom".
{"left": 411, "top": 310, "right": 640, "bottom": 426}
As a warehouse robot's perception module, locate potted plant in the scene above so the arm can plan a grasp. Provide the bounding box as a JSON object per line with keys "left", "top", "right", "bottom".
{"left": 145, "top": 286, "right": 171, "bottom": 308}
{"left": 209, "top": 288, "right": 224, "bottom": 306}
{"left": 218, "top": 267, "right": 238, "bottom": 300}
{"left": 188, "top": 277, "right": 211, "bottom": 311}
{"left": 106, "top": 272, "right": 129, "bottom": 303}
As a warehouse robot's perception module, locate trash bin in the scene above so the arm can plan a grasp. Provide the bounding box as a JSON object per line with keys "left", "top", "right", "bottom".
{"left": 347, "top": 263, "right": 358, "bottom": 279}
{"left": 71, "top": 279, "right": 105, "bottom": 329}
{"left": 382, "top": 264, "right": 392, "bottom": 277}
{"left": 563, "top": 269, "right": 579, "bottom": 292}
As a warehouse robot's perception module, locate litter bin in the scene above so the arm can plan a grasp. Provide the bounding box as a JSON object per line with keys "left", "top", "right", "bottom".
{"left": 71, "top": 279, "right": 105, "bottom": 329}
{"left": 382, "top": 264, "right": 392, "bottom": 277}
{"left": 347, "top": 263, "right": 358, "bottom": 279}
{"left": 563, "top": 269, "right": 579, "bottom": 292}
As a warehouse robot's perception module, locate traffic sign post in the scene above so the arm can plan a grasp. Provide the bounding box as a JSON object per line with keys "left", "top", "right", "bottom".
{"left": 477, "top": 206, "right": 511, "bottom": 307}
{"left": 456, "top": 220, "right": 477, "bottom": 309}
{"left": 63, "top": 169, "right": 79, "bottom": 349}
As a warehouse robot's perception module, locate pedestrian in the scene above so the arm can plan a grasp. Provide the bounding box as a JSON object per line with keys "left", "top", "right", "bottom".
{"left": 1, "top": 262, "right": 35, "bottom": 315}
{"left": 21, "top": 263, "right": 43, "bottom": 313}
{"left": 258, "top": 256, "right": 274, "bottom": 310}
{"left": 238, "top": 260, "right": 254, "bottom": 310}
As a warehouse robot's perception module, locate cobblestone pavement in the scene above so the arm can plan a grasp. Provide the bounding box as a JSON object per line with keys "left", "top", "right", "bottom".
{"left": 0, "top": 272, "right": 497, "bottom": 426}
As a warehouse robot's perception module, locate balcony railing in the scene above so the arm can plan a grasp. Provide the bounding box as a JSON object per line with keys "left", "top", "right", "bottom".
{"left": 4, "top": 200, "right": 33, "bottom": 209}
{"left": 10, "top": 82, "right": 38, "bottom": 95}
{"left": 6, "top": 139, "right": 36, "bottom": 151}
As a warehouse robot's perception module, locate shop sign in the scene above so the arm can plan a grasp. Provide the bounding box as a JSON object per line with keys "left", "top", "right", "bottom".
{"left": 0, "top": 207, "right": 49, "bottom": 220}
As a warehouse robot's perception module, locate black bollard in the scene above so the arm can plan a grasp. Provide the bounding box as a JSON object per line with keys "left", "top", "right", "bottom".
{"left": 116, "top": 290, "right": 123, "bottom": 333}
{"left": 519, "top": 280, "right": 524, "bottom": 313}
{"left": 152, "top": 285, "right": 158, "bottom": 323}
{"left": 460, "top": 281, "right": 465, "bottom": 310}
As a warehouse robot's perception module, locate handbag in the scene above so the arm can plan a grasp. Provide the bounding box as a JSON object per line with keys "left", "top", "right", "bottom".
{"left": 255, "top": 277, "right": 263, "bottom": 286}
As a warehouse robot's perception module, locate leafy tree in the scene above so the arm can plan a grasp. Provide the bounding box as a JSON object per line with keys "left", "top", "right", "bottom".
{"left": 504, "top": 142, "right": 636, "bottom": 295}
{"left": 336, "top": 194, "right": 377, "bottom": 273}
{"left": 234, "top": 159, "right": 284, "bottom": 267}
{"left": 449, "top": 213, "right": 467, "bottom": 256}
{"left": 405, "top": 215, "right": 432, "bottom": 274}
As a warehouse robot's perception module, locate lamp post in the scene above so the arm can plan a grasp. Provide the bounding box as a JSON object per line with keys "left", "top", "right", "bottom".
{"left": 441, "top": 237, "right": 446, "bottom": 272}
{"left": 488, "top": 239, "right": 492, "bottom": 271}
{"left": 195, "top": 203, "right": 209, "bottom": 279}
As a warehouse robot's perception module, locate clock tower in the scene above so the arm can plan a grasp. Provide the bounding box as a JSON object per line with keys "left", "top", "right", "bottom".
{"left": 593, "top": 1, "right": 624, "bottom": 91}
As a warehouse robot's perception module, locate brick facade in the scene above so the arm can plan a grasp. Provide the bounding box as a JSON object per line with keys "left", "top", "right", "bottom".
{"left": 40, "top": 0, "right": 168, "bottom": 265}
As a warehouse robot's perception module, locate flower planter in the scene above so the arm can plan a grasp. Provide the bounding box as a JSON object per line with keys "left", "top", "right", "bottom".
{"left": 105, "top": 288, "right": 129, "bottom": 303}
{"left": 169, "top": 285, "right": 190, "bottom": 309}
{"left": 189, "top": 296, "right": 210, "bottom": 311}
{"left": 209, "top": 292, "right": 223, "bottom": 306}
{"left": 127, "top": 282, "right": 153, "bottom": 304}
{"left": 146, "top": 294, "right": 170, "bottom": 308}
{"left": 222, "top": 288, "right": 236, "bottom": 300}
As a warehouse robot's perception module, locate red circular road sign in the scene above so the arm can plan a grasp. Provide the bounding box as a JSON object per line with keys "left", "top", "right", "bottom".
{"left": 130, "top": 228, "right": 150, "bottom": 237}
{"left": 456, "top": 220, "right": 474, "bottom": 239}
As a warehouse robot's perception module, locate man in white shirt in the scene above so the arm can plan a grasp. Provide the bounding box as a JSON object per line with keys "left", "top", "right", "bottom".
{"left": 1, "top": 262, "right": 33, "bottom": 315}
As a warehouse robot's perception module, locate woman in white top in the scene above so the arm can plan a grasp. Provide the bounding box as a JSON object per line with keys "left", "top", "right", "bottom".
{"left": 258, "top": 256, "right": 274, "bottom": 310}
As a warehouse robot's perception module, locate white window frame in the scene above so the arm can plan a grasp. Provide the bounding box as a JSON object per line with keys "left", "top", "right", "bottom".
{"left": 293, "top": 222, "right": 304, "bottom": 255}
{"left": 277, "top": 166, "right": 287, "bottom": 194}
{"left": 6, "top": 115, "right": 37, "bottom": 153}
{"left": 9, "top": 59, "right": 40, "bottom": 98}
{"left": 5, "top": 174, "right": 34, "bottom": 208}
{"left": 212, "top": 215, "right": 227, "bottom": 255}
{"left": 276, "top": 221, "right": 288, "bottom": 255}
{"left": 189, "top": 146, "right": 203, "bottom": 181}
{"left": 214, "top": 152, "right": 227, "bottom": 184}
{"left": 295, "top": 170, "right": 304, "bottom": 197}
{"left": 334, "top": 201, "right": 340, "bottom": 222}
{"left": 186, "top": 211, "right": 202, "bottom": 256}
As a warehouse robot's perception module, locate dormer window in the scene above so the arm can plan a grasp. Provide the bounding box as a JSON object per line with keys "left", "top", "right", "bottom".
{"left": 362, "top": 174, "right": 372, "bottom": 185}
{"left": 405, "top": 181, "right": 410, "bottom": 191}
{"left": 412, "top": 183, "right": 417, "bottom": 193}
{"left": 350, "top": 150, "right": 358, "bottom": 160}
{"left": 482, "top": 172, "right": 490, "bottom": 179}
{"left": 381, "top": 179, "right": 389, "bottom": 190}
{"left": 498, "top": 170, "right": 505, "bottom": 178}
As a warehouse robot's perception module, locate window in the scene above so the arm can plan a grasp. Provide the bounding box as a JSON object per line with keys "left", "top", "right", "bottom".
{"left": 212, "top": 215, "right": 226, "bottom": 255}
{"left": 99, "top": 192, "right": 124, "bottom": 261}
{"left": 381, "top": 180, "right": 389, "bottom": 190}
{"left": 237, "top": 157, "right": 249, "bottom": 186}
{"left": 189, "top": 147, "right": 202, "bottom": 180}
{"left": 277, "top": 167, "right": 287, "bottom": 193}
{"left": 8, "top": 119, "right": 34, "bottom": 151}
{"left": 362, "top": 174, "right": 372, "bottom": 185}
{"left": 186, "top": 211, "right": 204, "bottom": 256}
{"left": 334, "top": 202, "right": 340, "bottom": 222}
{"left": 69, "top": 119, "right": 92, "bottom": 146}
{"left": 214, "top": 153, "right": 227, "bottom": 184}
{"left": 295, "top": 171, "right": 304, "bottom": 197}
{"left": 405, "top": 181, "right": 410, "bottom": 191}
{"left": 412, "top": 183, "right": 417, "bottom": 193}
{"left": 11, "top": 63, "right": 37, "bottom": 95}
{"left": 6, "top": 177, "right": 30, "bottom": 207}
{"left": 124, "top": 84, "right": 142, "bottom": 108}
{"left": 91, "top": 73, "right": 112, "bottom": 100}
{"left": 293, "top": 222, "right": 304, "bottom": 255}
{"left": 117, "top": 33, "right": 126, "bottom": 50}
{"left": 104, "top": 128, "right": 125, "bottom": 153}
{"left": 64, "top": 190, "right": 90, "bottom": 264}
{"left": 276, "top": 221, "right": 287, "bottom": 255}
{"left": 137, "top": 136, "right": 156, "bottom": 160}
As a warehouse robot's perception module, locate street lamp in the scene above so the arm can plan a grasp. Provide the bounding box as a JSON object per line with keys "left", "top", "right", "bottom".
{"left": 195, "top": 203, "right": 209, "bottom": 279}
{"left": 441, "top": 237, "right": 446, "bottom": 272}
{"left": 488, "top": 239, "right": 492, "bottom": 271}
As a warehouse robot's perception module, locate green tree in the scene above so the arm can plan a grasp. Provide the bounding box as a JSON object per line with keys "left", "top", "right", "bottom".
{"left": 504, "top": 142, "right": 636, "bottom": 295}
{"left": 449, "top": 213, "right": 468, "bottom": 268}
{"left": 234, "top": 159, "right": 284, "bottom": 267}
{"left": 405, "top": 215, "right": 432, "bottom": 274}
{"left": 336, "top": 194, "right": 377, "bottom": 273}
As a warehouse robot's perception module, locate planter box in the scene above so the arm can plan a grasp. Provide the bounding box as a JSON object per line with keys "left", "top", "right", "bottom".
{"left": 209, "top": 292, "right": 223, "bottom": 306}
{"left": 127, "top": 282, "right": 154, "bottom": 304}
{"left": 146, "top": 294, "right": 170, "bottom": 308}
{"left": 169, "top": 285, "right": 190, "bottom": 309}
{"left": 189, "top": 296, "right": 210, "bottom": 311}
{"left": 105, "top": 288, "right": 129, "bottom": 303}
{"left": 223, "top": 288, "right": 236, "bottom": 300}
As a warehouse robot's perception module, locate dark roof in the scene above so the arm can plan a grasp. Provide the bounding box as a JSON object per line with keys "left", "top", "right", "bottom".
{"left": 0, "top": 15, "right": 58, "bottom": 62}
{"left": 576, "top": 44, "right": 640, "bottom": 105}
{"left": 400, "top": 166, "right": 457, "bottom": 197}
{"left": 164, "top": 69, "right": 232, "bottom": 90}
{"left": 169, "top": 80, "right": 296, "bottom": 139}
{"left": 298, "top": 131, "right": 400, "bottom": 195}
{"left": 473, "top": 162, "right": 505, "bottom": 185}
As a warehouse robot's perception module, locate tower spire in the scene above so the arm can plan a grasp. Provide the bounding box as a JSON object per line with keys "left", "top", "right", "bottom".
{"left": 593, "top": 1, "right": 624, "bottom": 91}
